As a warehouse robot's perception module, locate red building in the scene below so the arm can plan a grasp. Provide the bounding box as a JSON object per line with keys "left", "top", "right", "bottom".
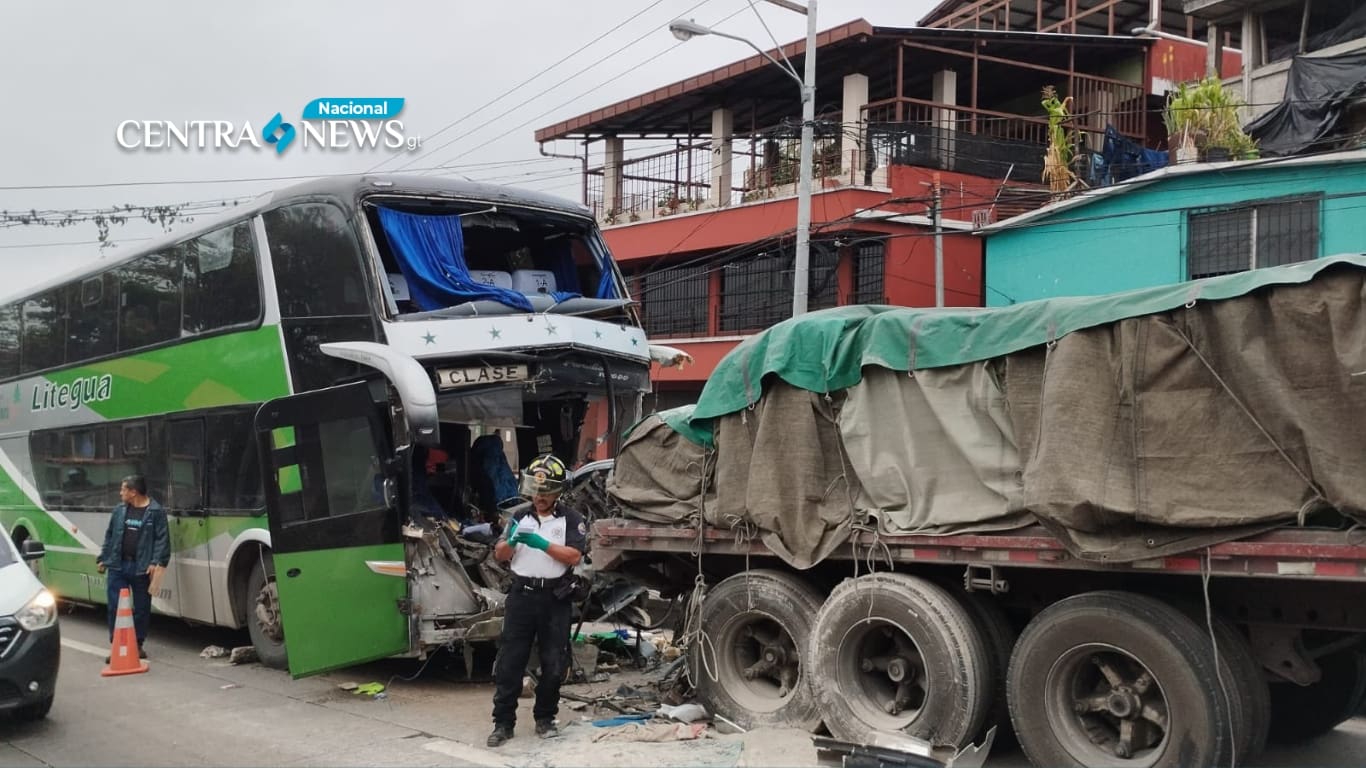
{"left": 537, "top": 8, "right": 1236, "bottom": 414}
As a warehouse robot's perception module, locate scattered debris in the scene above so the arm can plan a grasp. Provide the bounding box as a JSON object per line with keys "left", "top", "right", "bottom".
{"left": 228, "top": 646, "right": 258, "bottom": 665}
{"left": 200, "top": 645, "right": 230, "bottom": 659}
{"left": 812, "top": 726, "right": 997, "bottom": 768}
{"left": 567, "top": 700, "right": 588, "bottom": 711}
{"left": 592, "top": 714, "right": 652, "bottom": 727}
{"left": 592, "top": 722, "right": 707, "bottom": 743}
{"left": 521, "top": 676, "right": 535, "bottom": 698}
{"left": 219, "top": 683, "right": 240, "bottom": 690}
{"left": 657, "top": 703, "right": 708, "bottom": 723}
{"left": 712, "top": 714, "right": 746, "bottom": 735}
{"left": 338, "top": 682, "right": 359, "bottom": 691}
{"left": 571, "top": 641, "right": 599, "bottom": 678}
{"left": 353, "top": 682, "right": 386, "bottom": 697}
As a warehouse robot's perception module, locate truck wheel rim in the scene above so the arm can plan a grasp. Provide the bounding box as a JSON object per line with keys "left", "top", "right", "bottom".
{"left": 1046, "top": 643, "right": 1170, "bottom": 766}
{"left": 255, "top": 579, "right": 284, "bottom": 643}
{"left": 717, "top": 613, "right": 801, "bottom": 712}
{"left": 835, "top": 619, "right": 928, "bottom": 730}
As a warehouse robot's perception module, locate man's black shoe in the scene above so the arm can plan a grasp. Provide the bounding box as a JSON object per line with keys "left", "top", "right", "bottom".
{"left": 535, "top": 720, "right": 560, "bottom": 739}
{"left": 487, "top": 725, "right": 513, "bottom": 747}
{"left": 139, "top": 647, "right": 148, "bottom": 660}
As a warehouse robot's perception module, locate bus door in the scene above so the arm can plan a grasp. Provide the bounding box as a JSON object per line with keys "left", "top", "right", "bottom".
{"left": 254, "top": 381, "right": 411, "bottom": 678}
{"left": 163, "top": 418, "right": 216, "bottom": 624}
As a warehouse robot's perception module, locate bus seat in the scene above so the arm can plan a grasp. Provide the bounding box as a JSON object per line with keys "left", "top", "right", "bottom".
{"left": 511, "top": 269, "right": 556, "bottom": 296}
{"left": 470, "top": 270, "right": 513, "bottom": 290}
{"left": 387, "top": 273, "right": 411, "bottom": 301}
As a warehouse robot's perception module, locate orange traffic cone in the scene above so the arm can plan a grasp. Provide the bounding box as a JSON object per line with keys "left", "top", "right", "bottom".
{"left": 101, "top": 587, "right": 148, "bottom": 677}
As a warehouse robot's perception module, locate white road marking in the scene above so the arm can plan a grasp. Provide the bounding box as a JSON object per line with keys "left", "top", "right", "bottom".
{"left": 61, "top": 637, "right": 110, "bottom": 657}
{"left": 421, "top": 738, "right": 512, "bottom": 767}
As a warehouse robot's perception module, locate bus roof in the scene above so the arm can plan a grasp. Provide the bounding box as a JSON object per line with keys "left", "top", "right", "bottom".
{"left": 4, "top": 174, "right": 591, "bottom": 303}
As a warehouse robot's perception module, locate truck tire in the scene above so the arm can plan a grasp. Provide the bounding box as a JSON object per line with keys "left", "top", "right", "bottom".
{"left": 1268, "top": 647, "right": 1366, "bottom": 744}
{"left": 246, "top": 560, "right": 288, "bottom": 670}
{"left": 808, "top": 572, "right": 991, "bottom": 748}
{"left": 1164, "top": 600, "right": 1270, "bottom": 763}
{"left": 957, "top": 591, "right": 1018, "bottom": 746}
{"left": 693, "top": 570, "right": 825, "bottom": 732}
{"left": 1007, "top": 591, "right": 1233, "bottom": 768}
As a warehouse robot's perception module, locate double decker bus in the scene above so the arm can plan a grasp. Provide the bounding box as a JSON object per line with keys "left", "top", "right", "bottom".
{"left": 0, "top": 175, "right": 656, "bottom": 675}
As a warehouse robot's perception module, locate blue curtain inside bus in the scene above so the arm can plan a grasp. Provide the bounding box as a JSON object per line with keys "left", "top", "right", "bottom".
{"left": 377, "top": 208, "right": 535, "bottom": 311}
{"left": 596, "top": 265, "right": 618, "bottom": 299}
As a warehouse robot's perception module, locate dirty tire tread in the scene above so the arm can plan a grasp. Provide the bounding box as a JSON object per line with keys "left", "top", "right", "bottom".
{"left": 246, "top": 560, "right": 288, "bottom": 670}
{"left": 694, "top": 569, "right": 825, "bottom": 732}
{"left": 1209, "top": 616, "right": 1270, "bottom": 763}
{"left": 956, "top": 591, "right": 1018, "bottom": 747}
{"left": 1007, "top": 591, "right": 1233, "bottom": 768}
{"left": 808, "top": 572, "right": 991, "bottom": 749}
{"left": 1165, "top": 599, "right": 1271, "bottom": 763}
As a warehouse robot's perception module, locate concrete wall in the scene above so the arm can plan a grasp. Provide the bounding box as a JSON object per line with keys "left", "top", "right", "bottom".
{"left": 983, "top": 159, "right": 1366, "bottom": 306}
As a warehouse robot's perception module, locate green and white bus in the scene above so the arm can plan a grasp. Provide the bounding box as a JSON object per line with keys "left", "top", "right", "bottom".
{"left": 0, "top": 175, "right": 656, "bottom": 676}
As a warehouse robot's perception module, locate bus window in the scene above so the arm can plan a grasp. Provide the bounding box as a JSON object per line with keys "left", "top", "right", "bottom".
{"left": 317, "top": 416, "right": 384, "bottom": 520}
{"left": 167, "top": 419, "right": 205, "bottom": 512}
{"left": 21, "top": 292, "right": 65, "bottom": 373}
{"left": 66, "top": 274, "right": 119, "bottom": 363}
{"left": 182, "top": 221, "right": 261, "bottom": 334}
{"left": 206, "top": 410, "right": 264, "bottom": 514}
{"left": 0, "top": 304, "right": 18, "bottom": 379}
{"left": 118, "top": 250, "right": 182, "bottom": 351}
{"left": 264, "top": 202, "right": 377, "bottom": 392}
{"left": 264, "top": 203, "right": 370, "bottom": 318}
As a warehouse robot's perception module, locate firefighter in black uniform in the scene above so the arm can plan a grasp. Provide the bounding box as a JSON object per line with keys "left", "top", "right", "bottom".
{"left": 487, "top": 454, "right": 587, "bottom": 747}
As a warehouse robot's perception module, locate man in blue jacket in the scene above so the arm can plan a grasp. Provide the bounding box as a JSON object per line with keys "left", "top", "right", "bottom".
{"left": 96, "top": 474, "right": 169, "bottom": 659}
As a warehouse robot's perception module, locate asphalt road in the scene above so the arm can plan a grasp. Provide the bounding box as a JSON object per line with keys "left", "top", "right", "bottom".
{"left": 3, "top": 605, "right": 1364, "bottom": 767}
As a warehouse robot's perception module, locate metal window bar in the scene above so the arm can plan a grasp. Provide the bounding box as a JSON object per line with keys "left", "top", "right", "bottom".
{"left": 1187, "top": 197, "right": 1319, "bottom": 279}
{"left": 718, "top": 245, "right": 838, "bottom": 332}
{"left": 638, "top": 263, "right": 710, "bottom": 337}
{"left": 853, "top": 243, "right": 886, "bottom": 304}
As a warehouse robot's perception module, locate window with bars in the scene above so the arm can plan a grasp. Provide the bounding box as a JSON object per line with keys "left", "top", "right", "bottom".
{"left": 1186, "top": 197, "right": 1320, "bottom": 279}
{"left": 638, "top": 263, "right": 710, "bottom": 337}
{"left": 719, "top": 246, "right": 837, "bottom": 332}
{"left": 852, "top": 242, "right": 886, "bottom": 304}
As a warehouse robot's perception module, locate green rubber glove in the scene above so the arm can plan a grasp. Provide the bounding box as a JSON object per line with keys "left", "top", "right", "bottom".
{"left": 514, "top": 531, "right": 552, "bottom": 551}
{"left": 504, "top": 518, "right": 519, "bottom": 542}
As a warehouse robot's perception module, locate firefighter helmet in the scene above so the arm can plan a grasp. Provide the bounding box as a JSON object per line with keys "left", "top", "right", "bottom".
{"left": 519, "top": 454, "right": 568, "bottom": 497}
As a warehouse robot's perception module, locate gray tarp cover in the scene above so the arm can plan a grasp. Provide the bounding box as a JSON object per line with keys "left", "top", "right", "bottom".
{"left": 608, "top": 265, "right": 1366, "bottom": 566}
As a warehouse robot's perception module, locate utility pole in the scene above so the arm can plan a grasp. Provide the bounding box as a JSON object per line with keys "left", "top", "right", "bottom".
{"left": 932, "top": 172, "right": 944, "bottom": 307}
{"left": 790, "top": 0, "right": 818, "bottom": 317}
{"left": 672, "top": 1, "right": 817, "bottom": 316}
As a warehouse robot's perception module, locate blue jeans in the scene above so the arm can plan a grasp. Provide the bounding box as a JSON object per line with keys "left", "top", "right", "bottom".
{"left": 106, "top": 559, "right": 151, "bottom": 646}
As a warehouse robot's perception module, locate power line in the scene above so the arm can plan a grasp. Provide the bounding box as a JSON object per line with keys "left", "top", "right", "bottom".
{"left": 364, "top": 0, "right": 677, "bottom": 174}
{"left": 0, "top": 156, "right": 569, "bottom": 193}
{"left": 422, "top": 3, "right": 751, "bottom": 174}
{"left": 398, "top": 0, "right": 719, "bottom": 173}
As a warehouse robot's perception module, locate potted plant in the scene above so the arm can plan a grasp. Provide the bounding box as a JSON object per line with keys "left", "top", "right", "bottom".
{"left": 1164, "top": 77, "right": 1257, "bottom": 163}
{"left": 656, "top": 191, "right": 683, "bottom": 216}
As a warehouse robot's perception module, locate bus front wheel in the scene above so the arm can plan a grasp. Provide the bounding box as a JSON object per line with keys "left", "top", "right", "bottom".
{"left": 246, "top": 561, "right": 288, "bottom": 670}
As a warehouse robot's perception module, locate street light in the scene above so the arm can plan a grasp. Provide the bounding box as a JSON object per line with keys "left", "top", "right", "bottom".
{"left": 668, "top": 0, "right": 817, "bottom": 317}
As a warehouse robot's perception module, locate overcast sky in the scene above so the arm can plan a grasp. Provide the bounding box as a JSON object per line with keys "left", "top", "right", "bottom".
{"left": 0, "top": 0, "right": 934, "bottom": 290}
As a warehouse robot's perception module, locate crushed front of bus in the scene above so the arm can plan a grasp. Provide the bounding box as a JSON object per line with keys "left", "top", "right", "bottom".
{"left": 334, "top": 178, "right": 654, "bottom": 662}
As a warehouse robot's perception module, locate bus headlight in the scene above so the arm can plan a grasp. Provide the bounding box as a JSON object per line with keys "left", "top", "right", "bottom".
{"left": 16, "top": 589, "right": 56, "bottom": 631}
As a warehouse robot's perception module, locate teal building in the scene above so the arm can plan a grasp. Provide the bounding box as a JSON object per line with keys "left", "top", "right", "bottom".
{"left": 981, "top": 151, "right": 1366, "bottom": 306}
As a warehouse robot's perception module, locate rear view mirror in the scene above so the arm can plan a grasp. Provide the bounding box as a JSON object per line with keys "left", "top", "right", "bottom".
{"left": 21, "top": 540, "right": 46, "bottom": 561}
